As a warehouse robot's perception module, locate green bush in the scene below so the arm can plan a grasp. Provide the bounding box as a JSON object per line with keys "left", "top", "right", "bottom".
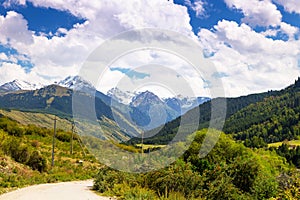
{"left": 123, "top": 185, "right": 157, "bottom": 200}
{"left": 27, "top": 150, "right": 48, "bottom": 172}
{"left": 56, "top": 131, "right": 71, "bottom": 142}
{"left": 2, "top": 138, "right": 30, "bottom": 163}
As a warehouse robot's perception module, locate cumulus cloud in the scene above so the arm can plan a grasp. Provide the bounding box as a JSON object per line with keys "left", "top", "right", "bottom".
{"left": 2, "top": 0, "right": 26, "bottom": 8}
{"left": 198, "top": 20, "right": 300, "bottom": 96}
{"left": 0, "top": 0, "right": 195, "bottom": 86}
{"left": 280, "top": 22, "right": 299, "bottom": 39}
{"left": 0, "top": 0, "right": 299, "bottom": 98}
{"left": 184, "top": 0, "right": 206, "bottom": 17}
{"left": 0, "top": 53, "right": 8, "bottom": 61}
{"left": 0, "top": 11, "right": 33, "bottom": 45}
{"left": 224, "top": 0, "right": 282, "bottom": 27}
{"left": 273, "top": 0, "right": 300, "bottom": 14}
{"left": 0, "top": 62, "right": 45, "bottom": 85}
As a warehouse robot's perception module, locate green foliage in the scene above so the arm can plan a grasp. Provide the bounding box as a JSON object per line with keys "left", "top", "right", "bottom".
{"left": 128, "top": 88, "right": 279, "bottom": 145}
{"left": 274, "top": 143, "right": 300, "bottom": 168}
{"left": 25, "top": 124, "right": 51, "bottom": 137}
{"left": 0, "top": 117, "right": 24, "bottom": 137}
{"left": 27, "top": 150, "right": 48, "bottom": 172}
{"left": 2, "top": 137, "right": 30, "bottom": 163}
{"left": 145, "top": 160, "right": 203, "bottom": 199}
{"left": 56, "top": 130, "right": 71, "bottom": 142}
{"left": 95, "top": 130, "right": 291, "bottom": 199}
{"left": 276, "top": 170, "right": 300, "bottom": 199}
{"left": 0, "top": 116, "right": 99, "bottom": 194}
{"left": 224, "top": 90, "right": 300, "bottom": 147}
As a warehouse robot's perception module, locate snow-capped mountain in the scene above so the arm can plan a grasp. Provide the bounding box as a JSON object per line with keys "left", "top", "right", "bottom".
{"left": 164, "top": 95, "right": 210, "bottom": 114}
{"left": 106, "top": 87, "right": 211, "bottom": 130}
{"left": 130, "top": 91, "right": 164, "bottom": 108}
{"left": 129, "top": 90, "right": 176, "bottom": 130}
{"left": 107, "top": 87, "right": 210, "bottom": 116}
{"left": 58, "top": 76, "right": 95, "bottom": 92}
{"left": 0, "top": 80, "right": 44, "bottom": 93}
{"left": 107, "top": 87, "right": 137, "bottom": 105}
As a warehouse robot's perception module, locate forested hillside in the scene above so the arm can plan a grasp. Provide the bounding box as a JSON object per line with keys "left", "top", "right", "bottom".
{"left": 224, "top": 78, "right": 300, "bottom": 148}
{"left": 0, "top": 85, "right": 141, "bottom": 140}
{"left": 128, "top": 78, "right": 300, "bottom": 147}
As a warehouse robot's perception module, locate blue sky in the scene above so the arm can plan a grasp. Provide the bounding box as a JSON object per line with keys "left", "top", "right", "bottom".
{"left": 0, "top": 0, "right": 299, "bottom": 97}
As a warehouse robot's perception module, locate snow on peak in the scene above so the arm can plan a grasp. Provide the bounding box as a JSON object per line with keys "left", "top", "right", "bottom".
{"left": 107, "top": 87, "right": 137, "bottom": 105}
{"left": 0, "top": 79, "right": 44, "bottom": 92}
{"left": 58, "top": 76, "right": 95, "bottom": 91}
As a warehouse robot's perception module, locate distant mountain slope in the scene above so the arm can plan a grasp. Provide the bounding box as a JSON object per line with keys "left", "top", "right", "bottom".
{"left": 0, "top": 80, "right": 43, "bottom": 93}
{"left": 107, "top": 87, "right": 137, "bottom": 105}
{"left": 0, "top": 85, "right": 140, "bottom": 141}
{"left": 108, "top": 87, "right": 210, "bottom": 130}
{"left": 0, "top": 78, "right": 210, "bottom": 133}
{"left": 222, "top": 78, "right": 300, "bottom": 147}
{"left": 129, "top": 91, "right": 178, "bottom": 129}
{"left": 58, "top": 76, "right": 95, "bottom": 92}
{"left": 0, "top": 109, "right": 72, "bottom": 131}
{"left": 128, "top": 86, "right": 283, "bottom": 145}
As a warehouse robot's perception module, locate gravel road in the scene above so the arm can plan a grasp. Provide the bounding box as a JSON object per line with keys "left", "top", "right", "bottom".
{"left": 0, "top": 180, "right": 112, "bottom": 200}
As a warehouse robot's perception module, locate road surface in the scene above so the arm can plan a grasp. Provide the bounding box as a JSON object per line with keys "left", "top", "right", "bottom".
{"left": 0, "top": 180, "right": 112, "bottom": 200}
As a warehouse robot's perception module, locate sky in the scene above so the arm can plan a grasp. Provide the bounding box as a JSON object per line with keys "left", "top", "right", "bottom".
{"left": 0, "top": 0, "right": 300, "bottom": 97}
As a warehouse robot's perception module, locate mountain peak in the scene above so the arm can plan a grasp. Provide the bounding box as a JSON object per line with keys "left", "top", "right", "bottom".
{"left": 0, "top": 79, "right": 44, "bottom": 93}
{"left": 58, "top": 76, "right": 95, "bottom": 92}
{"left": 107, "top": 87, "right": 136, "bottom": 105}
{"left": 130, "top": 90, "right": 163, "bottom": 107}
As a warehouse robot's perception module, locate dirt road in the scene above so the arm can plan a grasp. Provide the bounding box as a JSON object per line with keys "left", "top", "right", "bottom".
{"left": 0, "top": 180, "right": 112, "bottom": 200}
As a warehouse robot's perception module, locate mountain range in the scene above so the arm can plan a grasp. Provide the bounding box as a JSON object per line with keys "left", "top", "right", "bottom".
{"left": 0, "top": 80, "right": 43, "bottom": 93}
{"left": 0, "top": 76, "right": 210, "bottom": 139}
{"left": 128, "top": 78, "right": 300, "bottom": 146}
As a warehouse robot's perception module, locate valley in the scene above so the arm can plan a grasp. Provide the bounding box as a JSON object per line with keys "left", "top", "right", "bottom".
{"left": 0, "top": 77, "right": 299, "bottom": 199}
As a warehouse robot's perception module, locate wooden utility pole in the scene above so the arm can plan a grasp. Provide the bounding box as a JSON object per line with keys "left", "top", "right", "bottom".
{"left": 77, "top": 137, "right": 87, "bottom": 157}
{"left": 70, "top": 122, "right": 74, "bottom": 155}
{"left": 141, "top": 132, "right": 144, "bottom": 156}
{"left": 51, "top": 115, "right": 57, "bottom": 167}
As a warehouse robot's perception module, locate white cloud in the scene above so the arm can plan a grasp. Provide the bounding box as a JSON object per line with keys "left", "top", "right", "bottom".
{"left": 0, "top": 0, "right": 195, "bottom": 86}
{"left": 0, "top": 11, "right": 33, "bottom": 46}
{"left": 273, "top": 0, "right": 300, "bottom": 14}
{"left": 224, "top": 0, "right": 282, "bottom": 27}
{"left": 185, "top": 0, "right": 206, "bottom": 17}
{"left": 198, "top": 20, "right": 300, "bottom": 97}
{"left": 0, "top": 0, "right": 299, "bottom": 98}
{"left": 0, "top": 62, "right": 45, "bottom": 85}
{"left": 0, "top": 53, "right": 8, "bottom": 60}
{"left": 261, "top": 29, "right": 278, "bottom": 37}
{"left": 280, "top": 22, "right": 299, "bottom": 38}
{"left": 2, "top": 0, "right": 26, "bottom": 8}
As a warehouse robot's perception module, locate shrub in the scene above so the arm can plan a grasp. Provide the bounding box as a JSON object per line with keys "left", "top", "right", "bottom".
{"left": 56, "top": 131, "right": 71, "bottom": 142}
{"left": 31, "top": 140, "right": 40, "bottom": 148}
{"left": 2, "top": 138, "right": 30, "bottom": 163}
{"left": 27, "top": 150, "right": 48, "bottom": 172}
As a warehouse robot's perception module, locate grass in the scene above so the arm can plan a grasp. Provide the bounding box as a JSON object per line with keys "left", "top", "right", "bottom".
{"left": 0, "top": 109, "right": 72, "bottom": 131}
{"left": 268, "top": 140, "right": 300, "bottom": 148}
{"left": 0, "top": 109, "right": 132, "bottom": 142}
{"left": 0, "top": 117, "right": 101, "bottom": 195}
{"left": 135, "top": 144, "right": 166, "bottom": 150}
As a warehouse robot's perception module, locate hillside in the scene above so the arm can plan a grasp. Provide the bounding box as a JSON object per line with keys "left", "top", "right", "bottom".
{"left": 128, "top": 87, "right": 280, "bottom": 145}
{"left": 0, "top": 85, "right": 141, "bottom": 141}
{"left": 128, "top": 79, "right": 300, "bottom": 146}
{"left": 0, "top": 116, "right": 100, "bottom": 194}
{"left": 223, "top": 78, "right": 300, "bottom": 147}
{"left": 94, "top": 130, "right": 300, "bottom": 199}
{"left": 0, "top": 109, "right": 72, "bottom": 131}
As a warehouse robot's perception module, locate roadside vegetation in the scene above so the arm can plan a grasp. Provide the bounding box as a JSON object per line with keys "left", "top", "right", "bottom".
{"left": 94, "top": 130, "right": 300, "bottom": 200}
{"left": 0, "top": 116, "right": 99, "bottom": 194}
